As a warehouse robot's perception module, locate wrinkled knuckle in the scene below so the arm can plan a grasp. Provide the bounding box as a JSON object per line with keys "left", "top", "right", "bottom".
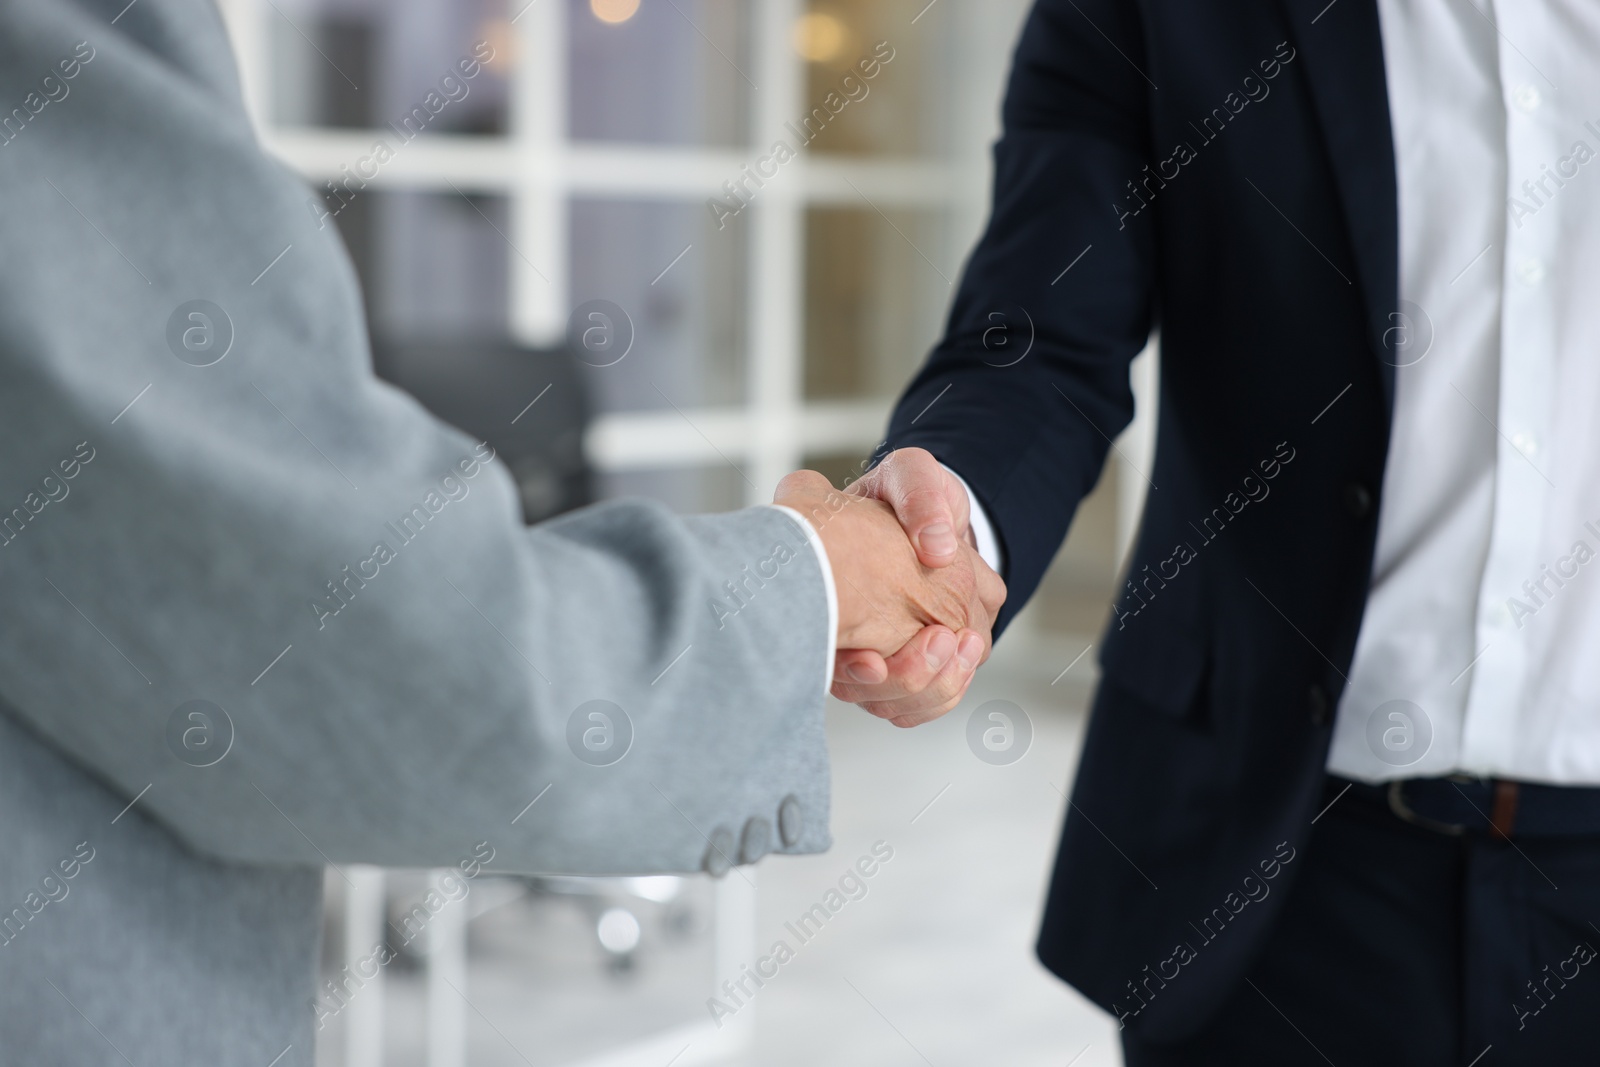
{"left": 889, "top": 660, "right": 925, "bottom": 692}
{"left": 933, "top": 673, "right": 963, "bottom": 704}
{"left": 900, "top": 485, "right": 948, "bottom": 521}
{"left": 848, "top": 467, "right": 881, "bottom": 497}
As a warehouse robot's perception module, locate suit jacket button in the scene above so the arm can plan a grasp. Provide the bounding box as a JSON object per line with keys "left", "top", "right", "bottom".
{"left": 778, "top": 795, "right": 803, "bottom": 847}
{"left": 1343, "top": 482, "right": 1374, "bottom": 517}
{"left": 1307, "top": 683, "right": 1331, "bottom": 726}
{"left": 740, "top": 816, "right": 773, "bottom": 864}
{"left": 703, "top": 827, "right": 736, "bottom": 878}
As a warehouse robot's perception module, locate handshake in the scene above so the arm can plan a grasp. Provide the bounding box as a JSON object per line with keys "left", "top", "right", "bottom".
{"left": 775, "top": 448, "right": 1006, "bottom": 727}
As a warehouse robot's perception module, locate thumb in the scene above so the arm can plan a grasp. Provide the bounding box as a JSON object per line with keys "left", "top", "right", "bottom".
{"left": 834, "top": 648, "right": 888, "bottom": 686}
{"left": 878, "top": 448, "right": 968, "bottom": 568}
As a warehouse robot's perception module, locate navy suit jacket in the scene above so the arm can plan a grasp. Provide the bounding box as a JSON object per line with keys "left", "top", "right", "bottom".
{"left": 883, "top": 0, "right": 1401, "bottom": 1041}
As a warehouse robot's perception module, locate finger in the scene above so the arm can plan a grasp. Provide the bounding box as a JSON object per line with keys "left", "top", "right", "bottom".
{"left": 865, "top": 448, "right": 969, "bottom": 568}
{"left": 886, "top": 683, "right": 970, "bottom": 728}
{"left": 970, "top": 551, "right": 1008, "bottom": 628}
{"left": 773, "top": 468, "right": 831, "bottom": 503}
{"left": 853, "top": 629, "right": 984, "bottom": 721}
{"left": 958, "top": 619, "right": 993, "bottom": 670}
{"left": 832, "top": 626, "right": 959, "bottom": 705}
{"left": 834, "top": 649, "right": 888, "bottom": 686}
{"left": 865, "top": 629, "right": 986, "bottom": 726}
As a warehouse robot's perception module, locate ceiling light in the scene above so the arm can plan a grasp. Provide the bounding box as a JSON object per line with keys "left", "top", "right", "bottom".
{"left": 591, "top": 0, "right": 641, "bottom": 25}
{"left": 792, "top": 12, "right": 847, "bottom": 62}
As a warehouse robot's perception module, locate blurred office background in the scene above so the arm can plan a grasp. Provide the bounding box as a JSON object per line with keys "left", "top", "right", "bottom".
{"left": 214, "top": 0, "right": 1156, "bottom": 1063}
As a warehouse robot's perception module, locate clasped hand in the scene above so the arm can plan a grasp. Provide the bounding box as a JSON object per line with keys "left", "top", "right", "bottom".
{"left": 775, "top": 448, "right": 1005, "bottom": 727}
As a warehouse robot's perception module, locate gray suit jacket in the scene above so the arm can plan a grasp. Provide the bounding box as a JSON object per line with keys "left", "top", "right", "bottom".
{"left": 0, "top": 2, "right": 832, "bottom": 1062}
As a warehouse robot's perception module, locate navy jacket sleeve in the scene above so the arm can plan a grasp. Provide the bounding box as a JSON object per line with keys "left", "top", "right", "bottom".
{"left": 882, "top": 0, "right": 1156, "bottom": 632}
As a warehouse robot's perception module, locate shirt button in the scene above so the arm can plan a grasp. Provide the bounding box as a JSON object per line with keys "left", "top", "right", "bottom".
{"left": 1307, "top": 683, "right": 1331, "bottom": 727}
{"left": 1516, "top": 258, "right": 1546, "bottom": 285}
{"left": 1512, "top": 84, "right": 1542, "bottom": 111}
{"left": 1343, "top": 482, "right": 1374, "bottom": 518}
{"left": 1510, "top": 432, "right": 1538, "bottom": 456}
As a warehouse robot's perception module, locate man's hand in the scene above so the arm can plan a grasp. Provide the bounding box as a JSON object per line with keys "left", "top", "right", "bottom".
{"left": 849, "top": 447, "right": 976, "bottom": 567}
{"left": 774, "top": 470, "right": 999, "bottom": 664}
{"left": 833, "top": 448, "right": 1005, "bottom": 726}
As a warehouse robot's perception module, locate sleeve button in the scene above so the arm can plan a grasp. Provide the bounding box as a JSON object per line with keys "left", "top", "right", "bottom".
{"left": 1307, "top": 683, "right": 1331, "bottom": 727}
{"left": 703, "top": 827, "right": 736, "bottom": 878}
{"left": 740, "top": 816, "right": 773, "bottom": 864}
{"left": 778, "top": 794, "right": 804, "bottom": 847}
{"left": 1343, "top": 482, "right": 1373, "bottom": 518}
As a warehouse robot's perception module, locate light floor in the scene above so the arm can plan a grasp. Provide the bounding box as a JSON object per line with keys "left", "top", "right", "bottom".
{"left": 738, "top": 638, "right": 1122, "bottom": 1067}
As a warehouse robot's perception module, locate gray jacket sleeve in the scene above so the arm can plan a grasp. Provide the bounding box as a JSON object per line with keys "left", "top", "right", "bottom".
{"left": 0, "top": 0, "right": 831, "bottom": 874}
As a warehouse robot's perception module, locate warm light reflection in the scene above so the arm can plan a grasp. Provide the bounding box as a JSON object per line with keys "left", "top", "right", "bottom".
{"left": 792, "top": 12, "right": 847, "bottom": 62}
{"left": 591, "top": 0, "right": 641, "bottom": 24}
{"left": 477, "top": 18, "right": 514, "bottom": 73}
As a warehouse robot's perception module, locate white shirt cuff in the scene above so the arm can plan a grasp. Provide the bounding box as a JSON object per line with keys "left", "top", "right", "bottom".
{"left": 767, "top": 503, "right": 838, "bottom": 696}
{"left": 940, "top": 466, "right": 1004, "bottom": 576}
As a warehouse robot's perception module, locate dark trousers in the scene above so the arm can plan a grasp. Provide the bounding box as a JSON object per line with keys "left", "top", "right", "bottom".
{"left": 1122, "top": 778, "right": 1600, "bottom": 1067}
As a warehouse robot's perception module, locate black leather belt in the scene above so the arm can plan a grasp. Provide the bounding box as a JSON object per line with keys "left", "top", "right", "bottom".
{"left": 1333, "top": 775, "right": 1600, "bottom": 840}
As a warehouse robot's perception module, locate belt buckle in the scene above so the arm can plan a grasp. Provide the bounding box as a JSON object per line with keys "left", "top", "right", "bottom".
{"left": 1387, "top": 780, "right": 1468, "bottom": 836}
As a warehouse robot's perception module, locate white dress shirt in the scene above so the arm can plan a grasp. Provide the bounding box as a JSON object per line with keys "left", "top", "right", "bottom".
{"left": 1327, "top": 0, "right": 1600, "bottom": 784}
{"left": 960, "top": 0, "right": 1600, "bottom": 784}
{"left": 944, "top": 466, "right": 1006, "bottom": 574}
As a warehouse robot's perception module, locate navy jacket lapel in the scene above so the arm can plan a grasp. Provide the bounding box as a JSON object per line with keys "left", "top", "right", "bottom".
{"left": 1279, "top": 0, "right": 1400, "bottom": 412}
